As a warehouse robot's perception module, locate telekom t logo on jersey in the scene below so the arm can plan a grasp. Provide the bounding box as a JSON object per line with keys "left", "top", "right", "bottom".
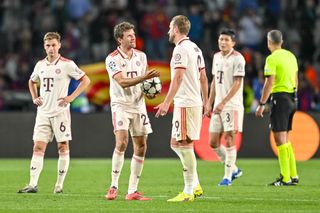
{"left": 217, "top": 71, "right": 224, "bottom": 84}
{"left": 43, "top": 77, "right": 54, "bottom": 92}
{"left": 127, "top": 71, "right": 137, "bottom": 78}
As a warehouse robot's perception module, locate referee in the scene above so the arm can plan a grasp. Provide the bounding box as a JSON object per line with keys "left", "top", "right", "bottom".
{"left": 255, "top": 30, "right": 299, "bottom": 186}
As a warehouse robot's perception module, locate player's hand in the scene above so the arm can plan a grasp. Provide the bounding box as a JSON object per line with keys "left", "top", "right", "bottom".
{"left": 154, "top": 102, "right": 170, "bottom": 118}
{"left": 213, "top": 102, "right": 224, "bottom": 114}
{"left": 145, "top": 69, "right": 160, "bottom": 80}
{"left": 33, "top": 97, "right": 43, "bottom": 106}
{"left": 58, "top": 96, "right": 73, "bottom": 107}
{"left": 203, "top": 103, "right": 211, "bottom": 118}
{"left": 255, "top": 105, "right": 265, "bottom": 117}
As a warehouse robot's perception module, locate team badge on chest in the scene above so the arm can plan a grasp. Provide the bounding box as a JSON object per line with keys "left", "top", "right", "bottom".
{"left": 55, "top": 68, "right": 61, "bottom": 74}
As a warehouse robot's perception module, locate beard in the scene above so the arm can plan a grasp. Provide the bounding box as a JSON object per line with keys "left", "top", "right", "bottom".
{"left": 168, "top": 34, "right": 175, "bottom": 43}
{"left": 129, "top": 42, "right": 136, "bottom": 49}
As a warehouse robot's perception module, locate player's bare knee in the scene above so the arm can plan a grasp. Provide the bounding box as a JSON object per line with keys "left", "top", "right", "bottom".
{"left": 33, "top": 141, "right": 47, "bottom": 153}
{"left": 57, "top": 142, "right": 69, "bottom": 153}
{"left": 115, "top": 140, "right": 128, "bottom": 152}
{"left": 135, "top": 142, "right": 147, "bottom": 155}
{"left": 209, "top": 139, "right": 220, "bottom": 149}
{"left": 224, "top": 134, "right": 235, "bottom": 147}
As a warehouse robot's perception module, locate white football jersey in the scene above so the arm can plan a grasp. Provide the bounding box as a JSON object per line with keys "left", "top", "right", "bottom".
{"left": 170, "top": 37, "right": 205, "bottom": 107}
{"left": 30, "top": 55, "right": 85, "bottom": 117}
{"left": 105, "top": 47, "right": 147, "bottom": 113}
{"left": 212, "top": 49, "right": 245, "bottom": 110}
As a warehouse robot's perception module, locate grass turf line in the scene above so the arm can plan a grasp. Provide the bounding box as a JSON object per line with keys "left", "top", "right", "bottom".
{"left": 0, "top": 159, "right": 319, "bottom": 213}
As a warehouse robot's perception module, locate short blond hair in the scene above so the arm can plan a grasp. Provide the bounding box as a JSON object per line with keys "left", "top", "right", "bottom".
{"left": 43, "top": 32, "right": 61, "bottom": 42}
{"left": 171, "top": 15, "right": 190, "bottom": 35}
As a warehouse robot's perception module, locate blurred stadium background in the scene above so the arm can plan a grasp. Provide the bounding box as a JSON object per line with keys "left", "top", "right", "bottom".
{"left": 0, "top": 0, "right": 319, "bottom": 159}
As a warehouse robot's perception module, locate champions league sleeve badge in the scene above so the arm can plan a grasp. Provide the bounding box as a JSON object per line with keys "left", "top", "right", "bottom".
{"left": 108, "top": 61, "right": 117, "bottom": 73}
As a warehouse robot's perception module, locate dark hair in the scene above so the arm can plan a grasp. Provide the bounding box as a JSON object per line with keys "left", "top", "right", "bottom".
{"left": 267, "top": 30, "right": 282, "bottom": 45}
{"left": 219, "top": 28, "right": 236, "bottom": 41}
{"left": 113, "top": 22, "right": 135, "bottom": 41}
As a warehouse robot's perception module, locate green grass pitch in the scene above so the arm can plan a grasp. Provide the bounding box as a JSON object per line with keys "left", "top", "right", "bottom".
{"left": 1, "top": 159, "right": 319, "bottom": 212}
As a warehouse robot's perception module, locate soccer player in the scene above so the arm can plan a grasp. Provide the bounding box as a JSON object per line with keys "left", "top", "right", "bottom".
{"left": 18, "top": 32, "right": 91, "bottom": 193}
{"left": 207, "top": 28, "right": 245, "bottom": 186}
{"left": 155, "top": 15, "right": 209, "bottom": 202}
{"left": 255, "top": 29, "right": 299, "bottom": 186}
{"left": 104, "top": 22, "right": 159, "bottom": 201}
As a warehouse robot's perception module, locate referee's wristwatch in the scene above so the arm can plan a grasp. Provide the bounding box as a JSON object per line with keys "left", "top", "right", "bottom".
{"left": 259, "top": 101, "right": 266, "bottom": 106}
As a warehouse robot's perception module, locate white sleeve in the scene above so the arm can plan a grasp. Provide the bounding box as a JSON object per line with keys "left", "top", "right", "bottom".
{"left": 233, "top": 55, "right": 245, "bottom": 77}
{"left": 211, "top": 55, "right": 217, "bottom": 76}
{"left": 30, "top": 62, "right": 40, "bottom": 82}
{"left": 68, "top": 61, "right": 85, "bottom": 80}
{"left": 105, "top": 56, "right": 121, "bottom": 78}
{"left": 142, "top": 52, "right": 148, "bottom": 75}
{"left": 172, "top": 46, "right": 187, "bottom": 70}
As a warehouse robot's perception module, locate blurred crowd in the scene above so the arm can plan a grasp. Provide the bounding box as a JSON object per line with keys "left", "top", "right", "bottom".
{"left": 0, "top": 0, "right": 320, "bottom": 112}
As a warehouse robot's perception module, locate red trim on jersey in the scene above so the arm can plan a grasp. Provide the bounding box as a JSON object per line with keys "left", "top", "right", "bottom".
{"left": 113, "top": 111, "right": 117, "bottom": 130}
{"left": 174, "top": 67, "right": 186, "bottom": 70}
{"left": 78, "top": 74, "right": 86, "bottom": 81}
{"left": 177, "top": 38, "right": 189, "bottom": 45}
{"left": 110, "top": 49, "right": 119, "bottom": 57}
{"left": 59, "top": 56, "right": 71, "bottom": 62}
{"left": 199, "top": 67, "right": 205, "bottom": 72}
{"left": 112, "top": 71, "right": 122, "bottom": 78}
{"left": 30, "top": 79, "right": 37, "bottom": 83}
{"left": 181, "top": 108, "right": 187, "bottom": 141}
{"left": 117, "top": 47, "right": 126, "bottom": 59}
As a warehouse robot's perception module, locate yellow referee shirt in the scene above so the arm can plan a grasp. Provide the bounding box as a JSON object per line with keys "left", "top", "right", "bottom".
{"left": 264, "top": 49, "right": 298, "bottom": 93}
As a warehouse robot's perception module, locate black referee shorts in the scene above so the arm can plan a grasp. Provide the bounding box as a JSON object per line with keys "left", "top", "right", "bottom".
{"left": 270, "top": 92, "right": 296, "bottom": 132}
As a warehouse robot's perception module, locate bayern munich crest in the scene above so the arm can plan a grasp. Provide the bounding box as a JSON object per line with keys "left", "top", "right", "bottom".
{"left": 55, "top": 68, "right": 61, "bottom": 74}
{"left": 174, "top": 53, "right": 181, "bottom": 61}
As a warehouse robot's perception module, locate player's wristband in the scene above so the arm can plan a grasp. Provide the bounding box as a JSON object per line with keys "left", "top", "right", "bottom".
{"left": 259, "top": 101, "right": 266, "bottom": 106}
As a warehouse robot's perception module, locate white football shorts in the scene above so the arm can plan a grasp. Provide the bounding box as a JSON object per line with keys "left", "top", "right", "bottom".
{"left": 209, "top": 109, "right": 244, "bottom": 133}
{"left": 171, "top": 106, "right": 202, "bottom": 141}
{"left": 33, "top": 110, "right": 72, "bottom": 143}
{"left": 112, "top": 110, "right": 152, "bottom": 136}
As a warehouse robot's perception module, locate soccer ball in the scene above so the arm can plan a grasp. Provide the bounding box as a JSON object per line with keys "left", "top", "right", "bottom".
{"left": 141, "top": 77, "right": 162, "bottom": 97}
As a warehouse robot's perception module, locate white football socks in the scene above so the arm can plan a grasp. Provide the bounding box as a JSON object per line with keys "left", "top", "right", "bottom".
{"left": 180, "top": 148, "right": 197, "bottom": 195}
{"left": 29, "top": 151, "right": 44, "bottom": 187}
{"left": 224, "top": 146, "right": 237, "bottom": 180}
{"left": 55, "top": 151, "right": 70, "bottom": 188}
{"left": 128, "top": 155, "right": 144, "bottom": 194}
{"left": 111, "top": 149, "right": 124, "bottom": 189}
{"left": 171, "top": 146, "right": 200, "bottom": 191}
